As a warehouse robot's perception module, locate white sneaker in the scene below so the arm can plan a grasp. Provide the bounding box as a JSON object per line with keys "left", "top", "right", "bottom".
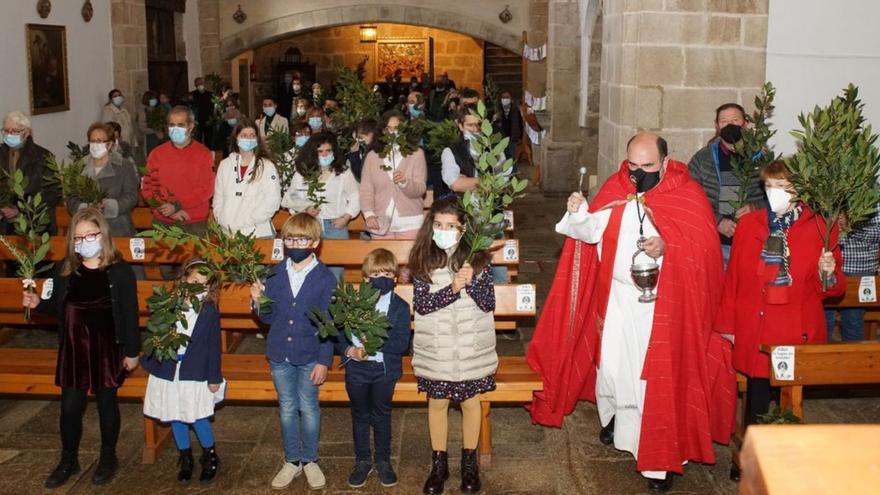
{"left": 271, "top": 462, "right": 303, "bottom": 490}
{"left": 303, "top": 462, "right": 326, "bottom": 489}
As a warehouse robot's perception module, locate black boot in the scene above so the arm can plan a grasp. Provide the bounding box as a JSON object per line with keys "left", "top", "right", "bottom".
{"left": 91, "top": 450, "right": 118, "bottom": 485}
{"left": 422, "top": 450, "right": 449, "bottom": 495}
{"left": 45, "top": 450, "right": 80, "bottom": 489}
{"left": 647, "top": 472, "right": 674, "bottom": 492}
{"left": 460, "top": 449, "right": 481, "bottom": 493}
{"left": 199, "top": 447, "right": 219, "bottom": 484}
{"left": 177, "top": 448, "right": 194, "bottom": 484}
{"left": 599, "top": 417, "right": 615, "bottom": 445}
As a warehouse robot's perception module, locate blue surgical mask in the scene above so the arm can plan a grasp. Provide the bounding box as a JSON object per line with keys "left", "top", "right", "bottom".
{"left": 75, "top": 239, "right": 103, "bottom": 259}
{"left": 263, "top": 106, "right": 276, "bottom": 118}
{"left": 407, "top": 103, "right": 423, "bottom": 118}
{"left": 237, "top": 138, "right": 258, "bottom": 152}
{"left": 318, "top": 154, "right": 335, "bottom": 167}
{"left": 3, "top": 133, "right": 22, "bottom": 149}
{"left": 168, "top": 126, "right": 188, "bottom": 145}
{"left": 226, "top": 118, "right": 239, "bottom": 127}
{"left": 308, "top": 117, "right": 323, "bottom": 130}
{"left": 295, "top": 135, "right": 309, "bottom": 148}
{"left": 148, "top": 98, "right": 158, "bottom": 107}
{"left": 285, "top": 247, "right": 313, "bottom": 263}
{"left": 463, "top": 131, "right": 476, "bottom": 142}
{"left": 112, "top": 95, "right": 124, "bottom": 107}
{"left": 369, "top": 276, "right": 395, "bottom": 295}
{"left": 432, "top": 228, "right": 460, "bottom": 250}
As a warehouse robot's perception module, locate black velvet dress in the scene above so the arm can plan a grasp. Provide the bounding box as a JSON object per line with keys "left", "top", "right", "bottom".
{"left": 54, "top": 266, "right": 125, "bottom": 392}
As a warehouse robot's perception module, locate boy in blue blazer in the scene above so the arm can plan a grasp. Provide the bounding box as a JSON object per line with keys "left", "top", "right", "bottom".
{"left": 337, "top": 249, "right": 412, "bottom": 489}
{"left": 250, "top": 213, "right": 337, "bottom": 491}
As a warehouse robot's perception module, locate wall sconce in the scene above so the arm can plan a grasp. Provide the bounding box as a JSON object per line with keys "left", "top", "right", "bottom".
{"left": 233, "top": 4, "right": 247, "bottom": 24}
{"left": 360, "top": 25, "right": 378, "bottom": 43}
{"left": 499, "top": 5, "right": 512, "bottom": 24}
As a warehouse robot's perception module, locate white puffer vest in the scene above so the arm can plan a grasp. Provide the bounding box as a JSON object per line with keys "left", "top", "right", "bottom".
{"left": 412, "top": 266, "right": 498, "bottom": 382}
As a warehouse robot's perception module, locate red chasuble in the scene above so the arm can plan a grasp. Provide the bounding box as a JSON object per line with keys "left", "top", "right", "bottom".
{"left": 526, "top": 160, "right": 737, "bottom": 474}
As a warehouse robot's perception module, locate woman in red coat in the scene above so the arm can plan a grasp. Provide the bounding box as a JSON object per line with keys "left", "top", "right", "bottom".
{"left": 716, "top": 160, "right": 844, "bottom": 425}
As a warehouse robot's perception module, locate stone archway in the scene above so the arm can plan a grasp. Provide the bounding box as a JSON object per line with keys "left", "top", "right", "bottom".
{"left": 219, "top": 4, "right": 522, "bottom": 60}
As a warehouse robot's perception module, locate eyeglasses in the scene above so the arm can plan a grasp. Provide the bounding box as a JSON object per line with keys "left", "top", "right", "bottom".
{"left": 73, "top": 232, "right": 101, "bottom": 244}
{"left": 2, "top": 128, "right": 25, "bottom": 135}
{"left": 283, "top": 236, "right": 313, "bottom": 247}
{"left": 88, "top": 139, "right": 110, "bottom": 144}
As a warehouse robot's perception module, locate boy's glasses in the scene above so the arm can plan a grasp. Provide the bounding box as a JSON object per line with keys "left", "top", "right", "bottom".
{"left": 283, "top": 236, "right": 313, "bottom": 247}
{"left": 73, "top": 232, "right": 101, "bottom": 244}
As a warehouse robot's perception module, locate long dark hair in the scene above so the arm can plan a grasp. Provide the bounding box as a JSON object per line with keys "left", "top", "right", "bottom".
{"left": 229, "top": 118, "right": 269, "bottom": 182}
{"left": 408, "top": 198, "right": 490, "bottom": 283}
{"left": 295, "top": 131, "right": 346, "bottom": 176}
{"left": 378, "top": 109, "right": 419, "bottom": 158}
{"left": 356, "top": 118, "right": 382, "bottom": 155}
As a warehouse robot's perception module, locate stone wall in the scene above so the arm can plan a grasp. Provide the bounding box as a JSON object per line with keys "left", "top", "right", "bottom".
{"left": 198, "top": 0, "right": 227, "bottom": 80}
{"left": 597, "top": 0, "right": 768, "bottom": 179}
{"left": 251, "top": 23, "right": 484, "bottom": 94}
{"left": 111, "top": 0, "right": 149, "bottom": 111}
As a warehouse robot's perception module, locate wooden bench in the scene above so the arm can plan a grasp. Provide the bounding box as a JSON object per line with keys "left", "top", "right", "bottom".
{"left": 0, "top": 350, "right": 541, "bottom": 466}
{"left": 0, "top": 237, "right": 521, "bottom": 283}
{"left": 824, "top": 275, "right": 880, "bottom": 340}
{"left": 0, "top": 280, "right": 536, "bottom": 352}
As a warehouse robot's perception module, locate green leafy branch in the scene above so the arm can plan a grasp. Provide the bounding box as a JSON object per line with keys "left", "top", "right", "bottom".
{"left": 66, "top": 141, "right": 88, "bottom": 162}
{"left": 332, "top": 62, "right": 383, "bottom": 152}
{"left": 301, "top": 167, "right": 329, "bottom": 210}
{"left": 308, "top": 283, "right": 390, "bottom": 356}
{"left": 787, "top": 83, "right": 880, "bottom": 290}
{"left": 45, "top": 154, "right": 105, "bottom": 206}
{"left": 0, "top": 169, "right": 53, "bottom": 321}
{"left": 146, "top": 106, "right": 167, "bottom": 136}
{"left": 425, "top": 118, "right": 461, "bottom": 155}
{"left": 379, "top": 123, "right": 418, "bottom": 165}
{"left": 265, "top": 129, "right": 298, "bottom": 193}
{"left": 756, "top": 406, "right": 801, "bottom": 425}
{"left": 459, "top": 101, "right": 528, "bottom": 262}
{"left": 143, "top": 280, "right": 206, "bottom": 362}
{"left": 730, "top": 82, "right": 777, "bottom": 211}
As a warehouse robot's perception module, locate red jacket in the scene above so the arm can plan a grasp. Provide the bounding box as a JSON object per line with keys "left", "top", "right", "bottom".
{"left": 142, "top": 140, "right": 214, "bottom": 223}
{"left": 715, "top": 206, "right": 845, "bottom": 378}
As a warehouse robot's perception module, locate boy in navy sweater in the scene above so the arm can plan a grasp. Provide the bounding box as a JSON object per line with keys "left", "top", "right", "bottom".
{"left": 250, "top": 213, "right": 336, "bottom": 490}
{"left": 337, "top": 249, "right": 412, "bottom": 489}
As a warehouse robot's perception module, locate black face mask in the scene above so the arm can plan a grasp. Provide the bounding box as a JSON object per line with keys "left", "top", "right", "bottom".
{"left": 629, "top": 168, "right": 661, "bottom": 193}
{"left": 285, "top": 247, "right": 313, "bottom": 263}
{"left": 369, "top": 276, "right": 395, "bottom": 295}
{"left": 719, "top": 124, "right": 743, "bottom": 145}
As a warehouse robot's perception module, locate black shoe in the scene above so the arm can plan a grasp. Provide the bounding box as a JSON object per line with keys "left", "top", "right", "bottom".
{"left": 199, "top": 447, "right": 219, "bottom": 484}
{"left": 45, "top": 451, "right": 80, "bottom": 489}
{"left": 729, "top": 464, "right": 741, "bottom": 482}
{"left": 91, "top": 451, "right": 118, "bottom": 485}
{"left": 647, "top": 473, "right": 673, "bottom": 492}
{"left": 347, "top": 460, "right": 372, "bottom": 488}
{"left": 376, "top": 460, "right": 398, "bottom": 487}
{"left": 460, "top": 448, "right": 481, "bottom": 493}
{"left": 177, "top": 448, "right": 194, "bottom": 484}
{"left": 599, "top": 417, "right": 615, "bottom": 446}
{"left": 422, "top": 450, "right": 449, "bottom": 495}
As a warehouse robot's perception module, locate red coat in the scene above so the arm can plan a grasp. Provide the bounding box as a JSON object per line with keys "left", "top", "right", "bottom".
{"left": 142, "top": 140, "right": 215, "bottom": 224}
{"left": 715, "top": 206, "right": 845, "bottom": 378}
{"left": 527, "top": 160, "right": 737, "bottom": 474}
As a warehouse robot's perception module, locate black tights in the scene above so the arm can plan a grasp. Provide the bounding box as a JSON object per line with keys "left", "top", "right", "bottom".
{"left": 60, "top": 387, "right": 120, "bottom": 454}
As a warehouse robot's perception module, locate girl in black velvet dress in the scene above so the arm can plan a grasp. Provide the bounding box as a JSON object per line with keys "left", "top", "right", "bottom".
{"left": 23, "top": 208, "right": 140, "bottom": 489}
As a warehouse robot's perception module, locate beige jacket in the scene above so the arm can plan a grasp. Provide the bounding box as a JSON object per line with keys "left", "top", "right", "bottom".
{"left": 412, "top": 267, "right": 498, "bottom": 382}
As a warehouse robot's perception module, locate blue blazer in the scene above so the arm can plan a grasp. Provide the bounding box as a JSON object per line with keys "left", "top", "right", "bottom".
{"left": 334, "top": 293, "right": 412, "bottom": 380}
{"left": 259, "top": 260, "right": 337, "bottom": 367}
{"left": 142, "top": 301, "right": 222, "bottom": 384}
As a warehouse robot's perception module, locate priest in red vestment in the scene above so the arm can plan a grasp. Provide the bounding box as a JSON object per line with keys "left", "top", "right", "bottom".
{"left": 526, "top": 132, "right": 736, "bottom": 491}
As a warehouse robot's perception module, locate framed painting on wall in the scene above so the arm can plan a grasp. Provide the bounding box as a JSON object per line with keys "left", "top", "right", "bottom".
{"left": 374, "top": 38, "right": 433, "bottom": 83}
{"left": 26, "top": 23, "right": 70, "bottom": 115}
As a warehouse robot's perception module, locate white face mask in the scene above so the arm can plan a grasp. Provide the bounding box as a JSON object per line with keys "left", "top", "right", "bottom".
{"left": 89, "top": 143, "right": 108, "bottom": 160}
{"left": 75, "top": 238, "right": 102, "bottom": 259}
{"left": 766, "top": 187, "right": 793, "bottom": 214}
{"left": 432, "top": 228, "right": 460, "bottom": 250}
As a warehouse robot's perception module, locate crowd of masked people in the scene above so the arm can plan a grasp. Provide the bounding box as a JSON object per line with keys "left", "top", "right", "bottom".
{"left": 0, "top": 68, "right": 525, "bottom": 492}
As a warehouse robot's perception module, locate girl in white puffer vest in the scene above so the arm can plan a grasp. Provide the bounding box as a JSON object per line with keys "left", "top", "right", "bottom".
{"left": 408, "top": 198, "right": 497, "bottom": 495}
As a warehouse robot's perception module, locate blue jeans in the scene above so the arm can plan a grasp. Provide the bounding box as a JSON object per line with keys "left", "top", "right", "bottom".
{"left": 345, "top": 361, "right": 397, "bottom": 463}
{"left": 721, "top": 244, "right": 732, "bottom": 270}
{"left": 322, "top": 219, "right": 349, "bottom": 281}
{"left": 825, "top": 308, "right": 866, "bottom": 342}
{"left": 270, "top": 360, "right": 321, "bottom": 463}
{"left": 491, "top": 265, "right": 509, "bottom": 284}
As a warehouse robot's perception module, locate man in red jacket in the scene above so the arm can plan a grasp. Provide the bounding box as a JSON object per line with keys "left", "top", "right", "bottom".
{"left": 142, "top": 106, "right": 215, "bottom": 277}
{"left": 526, "top": 132, "right": 736, "bottom": 492}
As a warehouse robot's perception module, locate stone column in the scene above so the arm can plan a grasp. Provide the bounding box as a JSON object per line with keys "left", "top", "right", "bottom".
{"left": 597, "top": 0, "right": 768, "bottom": 180}
{"left": 198, "top": 0, "right": 227, "bottom": 79}
{"left": 110, "top": 0, "right": 148, "bottom": 111}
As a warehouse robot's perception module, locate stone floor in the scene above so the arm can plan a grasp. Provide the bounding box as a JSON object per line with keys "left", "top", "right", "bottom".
{"left": 0, "top": 166, "right": 878, "bottom": 494}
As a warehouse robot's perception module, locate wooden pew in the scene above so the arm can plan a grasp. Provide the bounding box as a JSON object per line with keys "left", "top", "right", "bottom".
{"left": 0, "top": 280, "right": 535, "bottom": 351}
{"left": 0, "top": 237, "right": 521, "bottom": 283}
{"left": 0, "top": 347, "right": 541, "bottom": 465}
{"left": 824, "top": 275, "right": 880, "bottom": 340}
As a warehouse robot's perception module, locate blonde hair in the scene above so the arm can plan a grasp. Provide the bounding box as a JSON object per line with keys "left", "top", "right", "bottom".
{"left": 362, "top": 248, "right": 399, "bottom": 278}
{"left": 61, "top": 208, "right": 121, "bottom": 276}
{"left": 280, "top": 212, "right": 323, "bottom": 241}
